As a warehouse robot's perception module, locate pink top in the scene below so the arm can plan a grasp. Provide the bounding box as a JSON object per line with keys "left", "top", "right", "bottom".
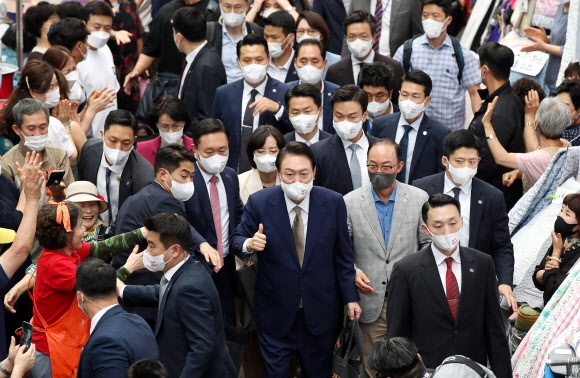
{"left": 516, "top": 148, "right": 556, "bottom": 186}
{"left": 136, "top": 135, "right": 195, "bottom": 166}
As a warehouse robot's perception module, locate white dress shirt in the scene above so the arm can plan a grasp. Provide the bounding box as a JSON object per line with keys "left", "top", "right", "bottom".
{"left": 295, "top": 129, "right": 321, "bottom": 146}
{"left": 352, "top": 50, "right": 375, "bottom": 85}
{"left": 178, "top": 41, "right": 208, "bottom": 98}
{"left": 370, "top": 0, "right": 393, "bottom": 56}
{"left": 96, "top": 151, "right": 130, "bottom": 226}
{"left": 89, "top": 304, "right": 119, "bottom": 334}
{"left": 443, "top": 173, "right": 472, "bottom": 246}
{"left": 341, "top": 133, "right": 371, "bottom": 187}
{"left": 163, "top": 255, "right": 190, "bottom": 283}
{"left": 241, "top": 78, "right": 285, "bottom": 131}
{"left": 268, "top": 49, "right": 295, "bottom": 83}
{"left": 284, "top": 192, "right": 310, "bottom": 238}
{"left": 431, "top": 243, "right": 462, "bottom": 295}
{"left": 198, "top": 167, "right": 230, "bottom": 257}
{"left": 395, "top": 113, "right": 424, "bottom": 183}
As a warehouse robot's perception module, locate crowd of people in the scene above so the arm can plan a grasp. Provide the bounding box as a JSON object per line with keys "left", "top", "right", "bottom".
{"left": 1, "top": 0, "right": 580, "bottom": 377}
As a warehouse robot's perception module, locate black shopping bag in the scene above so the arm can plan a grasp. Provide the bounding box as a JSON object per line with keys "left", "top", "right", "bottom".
{"left": 332, "top": 318, "right": 364, "bottom": 378}
{"left": 236, "top": 255, "right": 257, "bottom": 333}
{"left": 135, "top": 73, "right": 180, "bottom": 123}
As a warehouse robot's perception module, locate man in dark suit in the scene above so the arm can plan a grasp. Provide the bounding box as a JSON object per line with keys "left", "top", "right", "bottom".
{"left": 413, "top": 130, "right": 517, "bottom": 311}
{"left": 287, "top": 39, "right": 340, "bottom": 134}
{"left": 311, "top": 0, "right": 347, "bottom": 55}
{"left": 172, "top": 7, "right": 226, "bottom": 135}
{"left": 325, "top": 10, "right": 404, "bottom": 103}
{"left": 77, "top": 110, "right": 154, "bottom": 228}
{"left": 264, "top": 11, "right": 299, "bottom": 83}
{"left": 231, "top": 142, "right": 361, "bottom": 377}
{"left": 371, "top": 70, "right": 450, "bottom": 184}
{"left": 111, "top": 145, "right": 221, "bottom": 327}
{"left": 386, "top": 194, "right": 512, "bottom": 378}
{"left": 76, "top": 259, "right": 158, "bottom": 378}
{"left": 120, "top": 213, "right": 237, "bottom": 378}
{"left": 350, "top": 0, "right": 423, "bottom": 57}
{"left": 184, "top": 119, "right": 244, "bottom": 327}
{"left": 283, "top": 83, "right": 332, "bottom": 146}
{"left": 359, "top": 62, "right": 399, "bottom": 133}
{"left": 311, "top": 84, "right": 378, "bottom": 195}
{"left": 211, "top": 34, "right": 291, "bottom": 173}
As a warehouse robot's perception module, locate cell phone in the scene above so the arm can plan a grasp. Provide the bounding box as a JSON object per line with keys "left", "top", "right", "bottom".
{"left": 46, "top": 170, "right": 65, "bottom": 187}
{"left": 20, "top": 321, "right": 33, "bottom": 352}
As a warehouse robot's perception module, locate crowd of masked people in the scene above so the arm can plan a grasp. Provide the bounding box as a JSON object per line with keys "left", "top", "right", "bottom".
{"left": 2, "top": 0, "right": 580, "bottom": 376}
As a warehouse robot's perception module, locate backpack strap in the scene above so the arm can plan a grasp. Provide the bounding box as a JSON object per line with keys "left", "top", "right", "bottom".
{"left": 449, "top": 35, "right": 465, "bottom": 84}
{"left": 438, "top": 355, "right": 489, "bottom": 377}
{"left": 402, "top": 37, "right": 416, "bottom": 73}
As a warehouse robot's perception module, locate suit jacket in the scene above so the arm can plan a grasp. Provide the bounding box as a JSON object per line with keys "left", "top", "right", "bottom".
{"left": 311, "top": 0, "right": 347, "bottom": 55}
{"left": 231, "top": 186, "right": 359, "bottom": 337}
{"left": 238, "top": 168, "right": 280, "bottom": 205}
{"left": 284, "top": 59, "right": 299, "bottom": 83}
{"left": 310, "top": 133, "right": 378, "bottom": 195}
{"left": 283, "top": 129, "right": 332, "bottom": 144}
{"left": 350, "top": 0, "right": 423, "bottom": 57}
{"left": 386, "top": 246, "right": 512, "bottom": 378}
{"left": 77, "top": 139, "right": 154, "bottom": 214}
{"left": 136, "top": 135, "right": 194, "bottom": 167}
{"left": 206, "top": 22, "right": 264, "bottom": 56}
{"left": 184, "top": 164, "right": 244, "bottom": 271}
{"left": 179, "top": 43, "right": 227, "bottom": 135}
{"left": 371, "top": 113, "right": 450, "bottom": 184}
{"left": 211, "top": 77, "right": 292, "bottom": 170}
{"left": 123, "top": 258, "right": 237, "bottom": 378}
{"left": 325, "top": 54, "right": 405, "bottom": 104}
{"left": 286, "top": 79, "right": 340, "bottom": 134}
{"left": 344, "top": 182, "right": 430, "bottom": 323}
{"left": 78, "top": 305, "right": 159, "bottom": 378}
{"left": 412, "top": 174, "right": 514, "bottom": 287}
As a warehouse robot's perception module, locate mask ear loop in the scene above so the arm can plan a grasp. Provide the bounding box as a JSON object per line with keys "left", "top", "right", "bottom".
{"left": 25, "top": 76, "right": 31, "bottom": 90}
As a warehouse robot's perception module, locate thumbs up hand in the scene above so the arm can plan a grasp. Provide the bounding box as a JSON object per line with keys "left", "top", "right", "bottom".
{"left": 248, "top": 223, "right": 267, "bottom": 252}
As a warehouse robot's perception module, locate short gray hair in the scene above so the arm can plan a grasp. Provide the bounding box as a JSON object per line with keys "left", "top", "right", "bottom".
{"left": 536, "top": 97, "right": 571, "bottom": 139}
{"left": 13, "top": 98, "right": 49, "bottom": 130}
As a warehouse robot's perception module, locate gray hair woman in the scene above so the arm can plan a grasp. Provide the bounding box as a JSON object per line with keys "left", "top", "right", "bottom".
{"left": 482, "top": 95, "right": 571, "bottom": 191}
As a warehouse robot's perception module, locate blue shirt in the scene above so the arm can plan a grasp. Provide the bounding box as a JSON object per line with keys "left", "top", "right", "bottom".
{"left": 545, "top": 3, "right": 568, "bottom": 95}
{"left": 222, "top": 26, "right": 247, "bottom": 83}
{"left": 372, "top": 185, "right": 397, "bottom": 251}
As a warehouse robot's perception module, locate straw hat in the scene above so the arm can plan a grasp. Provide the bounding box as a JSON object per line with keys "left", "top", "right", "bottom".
{"left": 65, "top": 181, "right": 108, "bottom": 214}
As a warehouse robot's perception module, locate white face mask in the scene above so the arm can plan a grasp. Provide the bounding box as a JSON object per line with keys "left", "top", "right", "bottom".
{"left": 422, "top": 17, "right": 449, "bottom": 39}
{"left": 197, "top": 152, "right": 228, "bottom": 175}
{"left": 69, "top": 81, "right": 86, "bottom": 103}
{"left": 399, "top": 99, "right": 425, "bottom": 120}
{"left": 65, "top": 70, "right": 79, "bottom": 89}
{"left": 367, "top": 100, "right": 390, "bottom": 118}
{"left": 166, "top": 175, "right": 195, "bottom": 201}
{"left": 268, "top": 35, "right": 290, "bottom": 59}
{"left": 43, "top": 88, "right": 61, "bottom": 108}
{"left": 446, "top": 159, "right": 477, "bottom": 186}
{"left": 296, "top": 34, "right": 321, "bottom": 43}
{"left": 159, "top": 129, "right": 183, "bottom": 144}
{"left": 221, "top": 8, "right": 246, "bottom": 27}
{"left": 143, "top": 245, "right": 175, "bottom": 272}
{"left": 280, "top": 179, "right": 313, "bottom": 201}
{"left": 347, "top": 38, "right": 372, "bottom": 59}
{"left": 87, "top": 31, "right": 110, "bottom": 49}
{"left": 23, "top": 133, "right": 49, "bottom": 152}
{"left": 80, "top": 44, "right": 88, "bottom": 61}
{"left": 427, "top": 226, "right": 461, "bottom": 251}
{"left": 174, "top": 34, "right": 181, "bottom": 51}
{"left": 253, "top": 153, "right": 277, "bottom": 173}
{"left": 290, "top": 112, "right": 319, "bottom": 135}
{"left": 333, "top": 119, "right": 363, "bottom": 140}
{"left": 296, "top": 65, "right": 324, "bottom": 85}
{"left": 260, "top": 8, "right": 277, "bottom": 19}
{"left": 103, "top": 142, "right": 131, "bottom": 166}
{"left": 240, "top": 63, "right": 268, "bottom": 84}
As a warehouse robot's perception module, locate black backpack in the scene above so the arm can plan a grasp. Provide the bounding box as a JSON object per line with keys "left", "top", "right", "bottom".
{"left": 402, "top": 35, "right": 465, "bottom": 84}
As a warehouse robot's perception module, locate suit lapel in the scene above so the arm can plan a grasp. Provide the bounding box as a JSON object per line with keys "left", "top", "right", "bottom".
{"left": 155, "top": 259, "right": 191, "bottom": 335}
{"left": 303, "top": 191, "right": 324, "bottom": 269}
{"left": 233, "top": 80, "right": 244, "bottom": 148}
{"left": 322, "top": 84, "right": 333, "bottom": 133}
{"left": 329, "top": 136, "right": 353, "bottom": 192}
{"left": 182, "top": 44, "right": 209, "bottom": 90}
{"left": 386, "top": 183, "right": 408, "bottom": 252}
{"left": 119, "top": 153, "right": 134, "bottom": 205}
{"left": 457, "top": 248, "right": 478, "bottom": 324}
{"left": 409, "top": 117, "right": 431, "bottom": 180}
{"left": 390, "top": 0, "right": 402, "bottom": 31}
{"left": 260, "top": 78, "right": 280, "bottom": 125}
{"left": 194, "top": 165, "right": 216, "bottom": 234}
{"left": 419, "top": 248, "right": 455, "bottom": 322}
{"left": 468, "top": 180, "right": 484, "bottom": 248}
{"left": 222, "top": 170, "right": 236, "bottom": 230}
{"left": 267, "top": 189, "right": 300, "bottom": 267}
{"left": 343, "top": 57, "right": 355, "bottom": 85}
{"left": 360, "top": 186, "right": 387, "bottom": 255}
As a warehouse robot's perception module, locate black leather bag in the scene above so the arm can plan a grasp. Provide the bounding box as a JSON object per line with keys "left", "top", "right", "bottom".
{"left": 135, "top": 73, "right": 179, "bottom": 123}
{"left": 332, "top": 318, "right": 364, "bottom": 378}
{"left": 236, "top": 255, "right": 257, "bottom": 333}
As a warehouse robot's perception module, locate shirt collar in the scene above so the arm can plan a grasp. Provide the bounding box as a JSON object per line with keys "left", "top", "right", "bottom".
{"left": 295, "top": 129, "right": 320, "bottom": 144}
{"left": 270, "top": 49, "right": 295, "bottom": 71}
{"left": 371, "top": 184, "right": 397, "bottom": 204}
{"left": 352, "top": 49, "right": 375, "bottom": 65}
{"left": 163, "top": 255, "right": 190, "bottom": 283}
{"left": 185, "top": 41, "right": 207, "bottom": 64}
{"left": 443, "top": 171, "right": 473, "bottom": 196}
{"left": 284, "top": 190, "right": 310, "bottom": 216}
{"left": 397, "top": 112, "right": 424, "bottom": 131}
{"left": 431, "top": 243, "right": 461, "bottom": 266}
{"left": 90, "top": 304, "right": 119, "bottom": 334}
{"left": 418, "top": 34, "right": 453, "bottom": 49}
{"left": 197, "top": 163, "right": 222, "bottom": 184}
{"left": 223, "top": 22, "right": 248, "bottom": 39}
{"left": 243, "top": 75, "right": 268, "bottom": 97}
{"left": 341, "top": 132, "right": 369, "bottom": 151}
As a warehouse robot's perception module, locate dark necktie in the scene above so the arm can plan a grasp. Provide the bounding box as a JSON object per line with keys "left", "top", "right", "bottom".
{"left": 239, "top": 89, "right": 259, "bottom": 173}
{"left": 397, "top": 125, "right": 412, "bottom": 183}
{"left": 373, "top": 0, "right": 383, "bottom": 52}
{"left": 176, "top": 59, "right": 187, "bottom": 98}
{"left": 452, "top": 187, "right": 461, "bottom": 201}
{"left": 105, "top": 167, "right": 113, "bottom": 226}
{"left": 445, "top": 257, "right": 460, "bottom": 321}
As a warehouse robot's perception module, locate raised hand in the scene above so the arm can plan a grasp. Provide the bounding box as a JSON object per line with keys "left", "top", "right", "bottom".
{"left": 248, "top": 223, "right": 266, "bottom": 252}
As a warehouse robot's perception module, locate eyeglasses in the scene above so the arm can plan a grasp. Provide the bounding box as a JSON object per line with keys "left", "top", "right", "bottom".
{"left": 346, "top": 34, "right": 372, "bottom": 42}
{"left": 366, "top": 93, "right": 389, "bottom": 102}
{"left": 157, "top": 122, "right": 185, "bottom": 132}
{"left": 367, "top": 164, "right": 397, "bottom": 173}
{"left": 295, "top": 28, "right": 320, "bottom": 37}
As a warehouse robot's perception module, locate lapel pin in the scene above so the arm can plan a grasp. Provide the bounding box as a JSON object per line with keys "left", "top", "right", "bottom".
{"left": 273, "top": 89, "right": 277, "bottom": 93}
{"left": 469, "top": 268, "right": 475, "bottom": 273}
{"left": 478, "top": 200, "right": 482, "bottom": 204}
{"left": 423, "top": 131, "right": 427, "bottom": 135}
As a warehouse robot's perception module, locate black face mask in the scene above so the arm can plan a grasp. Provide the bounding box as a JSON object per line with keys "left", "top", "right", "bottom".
{"left": 369, "top": 171, "right": 396, "bottom": 190}
{"left": 554, "top": 215, "right": 579, "bottom": 238}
